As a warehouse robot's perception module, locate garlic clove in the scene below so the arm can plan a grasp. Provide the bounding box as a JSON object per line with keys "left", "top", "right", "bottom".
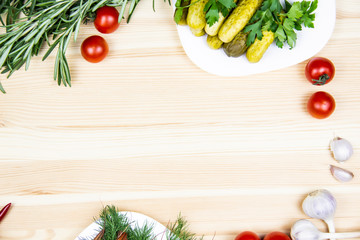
{"left": 330, "top": 137, "right": 353, "bottom": 162}
{"left": 330, "top": 165, "right": 354, "bottom": 182}
{"left": 302, "top": 189, "right": 336, "bottom": 221}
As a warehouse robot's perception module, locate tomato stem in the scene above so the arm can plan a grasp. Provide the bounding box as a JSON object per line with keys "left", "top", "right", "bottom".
{"left": 312, "top": 74, "right": 330, "bottom": 85}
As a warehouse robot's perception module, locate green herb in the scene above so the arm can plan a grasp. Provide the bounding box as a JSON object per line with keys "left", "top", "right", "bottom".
{"left": 204, "top": 0, "right": 236, "bottom": 27}
{"left": 174, "top": 0, "right": 184, "bottom": 24}
{"left": 244, "top": 0, "right": 317, "bottom": 48}
{"left": 173, "top": 0, "right": 235, "bottom": 26}
{"left": 167, "top": 214, "right": 204, "bottom": 240}
{"left": 0, "top": 0, "right": 168, "bottom": 94}
{"left": 86, "top": 205, "right": 202, "bottom": 240}
{"left": 174, "top": 0, "right": 191, "bottom": 24}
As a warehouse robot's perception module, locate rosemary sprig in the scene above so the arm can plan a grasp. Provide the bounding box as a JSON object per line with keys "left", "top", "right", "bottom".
{"left": 0, "top": 0, "right": 144, "bottom": 93}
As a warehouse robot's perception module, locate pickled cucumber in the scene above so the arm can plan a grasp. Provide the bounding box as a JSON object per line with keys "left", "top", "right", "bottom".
{"left": 207, "top": 35, "right": 223, "bottom": 49}
{"left": 190, "top": 27, "right": 206, "bottom": 37}
{"left": 223, "top": 31, "right": 248, "bottom": 57}
{"left": 187, "top": 0, "right": 209, "bottom": 30}
{"left": 218, "top": 0, "right": 263, "bottom": 43}
{"left": 246, "top": 30, "right": 274, "bottom": 63}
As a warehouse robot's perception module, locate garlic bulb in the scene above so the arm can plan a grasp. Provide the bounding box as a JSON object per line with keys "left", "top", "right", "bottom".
{"left": 302, "top": 189, "right": 336, "bottom": 239}
{"left": 302, "top": 189, "right": 336, "bottom": 221}
{"left": 330, "top": 137, "right": 353, "bottom": 162}
{"left": 291, "top": 219, "right": 321, "bottom": 240}
{"left": 290, "top": 219, "right": 360, "bottom": 240}
{"left": 330, "top": 165, "right": 354, "bottom": 182}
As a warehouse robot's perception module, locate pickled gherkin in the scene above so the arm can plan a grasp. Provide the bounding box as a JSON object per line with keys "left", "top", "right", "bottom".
{"left": 246, "top": 30, "right": 275, "bottom": 63}
{"left": 187, "top": 0, "right": 209, "bottom": 30}
{"left": 190, "top": 27, "right": 206, "bottom": 37}
{"left": 218, "top": 0, "right": 263, "bottom": 43}
{"left": 223, "top": 31, "right": 248, "bottom": 57}
{"left": 207, "top": 35, "right": 223, "bottom": 49}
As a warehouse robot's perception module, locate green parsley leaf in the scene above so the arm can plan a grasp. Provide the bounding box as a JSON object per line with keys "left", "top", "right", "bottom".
{"left": 284, "top": 0, "right": 292, "bottom": 12}
{"left": 274, "top": 25, "right": 286, "bottom": 48}
{"left": 244, "top": 20, "right": 263, "bottom": 46}
{"left": 205, "top": 0, "right": 220, "bottom": 26}
{"left": 204, "top": 0, "right": 236, "bottom": 26}
{"left": 218, "top": 0, "right": 236, "bottom": 10}
{"left": 308, "top": 0, "right": 318, "bottom": 13}
{"left": 287, "top": 2, "right": 304, "bottom": 20}
{"left": 283, "top": 18, "right": 297, "bottom": 49}
{"left": 298, "top": 0, "right": 318, "bottom": 28}
{"left": 262, "top": 20, "right": 272, "bottom": 32}
{"left": 245, "top": 0, "right": 317, "bottom": 49}
{"left": 302, "top": 13, "right": 315, "bottom": 28}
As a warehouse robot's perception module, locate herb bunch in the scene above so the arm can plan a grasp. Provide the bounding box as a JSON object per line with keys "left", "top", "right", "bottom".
{"left": 88, "top": 205, "right": 203, "bottom": 240}
{"left": 244, "top": 0, "right": 318, "bottom": 48}
{"left": 0, "top": 0, "right": 142, "bottom": 93}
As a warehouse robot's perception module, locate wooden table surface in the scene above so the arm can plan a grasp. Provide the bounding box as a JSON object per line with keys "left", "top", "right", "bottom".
{"left": 0, "top": 0, "right": 360, "bottom": 239}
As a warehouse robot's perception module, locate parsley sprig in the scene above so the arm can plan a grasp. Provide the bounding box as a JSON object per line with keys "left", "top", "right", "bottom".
{"left": 244, "top": 0, "right": 318, "bottom": 49}
{"left": 204, "top": 0, "right": 236, "bottom": 27}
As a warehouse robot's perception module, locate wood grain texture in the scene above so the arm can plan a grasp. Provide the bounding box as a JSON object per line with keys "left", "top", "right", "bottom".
{"left": 1, "top": 0, "right": 360, "bottom": 239}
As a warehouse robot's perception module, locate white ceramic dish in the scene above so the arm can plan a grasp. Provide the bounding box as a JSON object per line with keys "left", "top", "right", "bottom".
{"left": 75, "top": 211, "right": 168, "bottom": 240}
{"left": 175, "top": 0, "right": 336, "bottom": 76}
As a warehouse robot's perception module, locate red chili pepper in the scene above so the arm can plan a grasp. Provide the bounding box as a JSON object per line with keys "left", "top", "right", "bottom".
{"left": 0, "top": 203, "right": 11, "bottom": 222}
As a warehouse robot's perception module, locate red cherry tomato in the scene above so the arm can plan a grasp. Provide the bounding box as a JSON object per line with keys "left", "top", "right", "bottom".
{"left": 94, "top": 6, "right": 120, "bottom": 34}
{"left": 264, "top": 232, "right": 291, "bottom": 240}
{"left": 305, "top": 57, "right": 335, "bottom": 85}
{"left": 235, "top": 231, "right": 260, "bottom": 240}
{"left": 307, "top": 91, "right": 336, "bottom": 119}
{"left": 81, "top": 35, "right": 109, "bottom": 63}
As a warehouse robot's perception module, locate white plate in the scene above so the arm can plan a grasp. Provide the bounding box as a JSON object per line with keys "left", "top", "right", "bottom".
{"left": 75, "top": 211, "right": 168, "bottom": 240}
{"left": 175, "top": 0, "right": 336, "bottom": 76}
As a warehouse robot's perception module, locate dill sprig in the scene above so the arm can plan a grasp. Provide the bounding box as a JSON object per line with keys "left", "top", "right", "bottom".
{"left": 93, "top": 205, "right": 202, "bottom": 240}
{"left": 0, "top": 0, "right": 143, "bottom": 93}
{"left": 99, "top": 205, "right": 131, "bottom": 240}
{"left": 128, "top": 222, "right": 156, "bottom": 240}
{"left": 167, "top": 214, "right": 204, "bottom": 240}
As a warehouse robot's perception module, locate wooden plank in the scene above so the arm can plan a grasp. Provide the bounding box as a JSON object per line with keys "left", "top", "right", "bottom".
{"left": 0, "top": 0, "right": 360, "bottom": 239}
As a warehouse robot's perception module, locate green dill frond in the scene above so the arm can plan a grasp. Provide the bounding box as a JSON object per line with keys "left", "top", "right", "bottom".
{"left": 99, "top": 205, "right": 130, "bottom": 240}
{"left": 167, "top": 214, "right": 203, "bottom": 240}
{"left": 128, "top": 222, "right": 156, "bottom": 240}
{"left": 90, "top": 205, "right": 202, "bottom": 240}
